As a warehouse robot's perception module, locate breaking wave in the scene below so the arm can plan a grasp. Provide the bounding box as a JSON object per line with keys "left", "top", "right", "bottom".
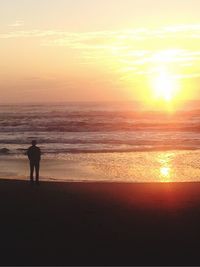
{"left": 0, "top": 102, "right": 200, "bottom": 155}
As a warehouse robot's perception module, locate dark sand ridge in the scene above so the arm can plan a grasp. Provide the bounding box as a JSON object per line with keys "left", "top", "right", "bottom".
{"left": 0, "top": 179, "right": 200, "bottom": 265}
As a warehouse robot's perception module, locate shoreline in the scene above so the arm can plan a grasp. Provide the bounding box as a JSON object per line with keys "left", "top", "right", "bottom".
{"left": 2, "top": 177, "right": 200, "bottom": 184}
{"left": 0, "top": 150, "right": 200, "bottom": 183}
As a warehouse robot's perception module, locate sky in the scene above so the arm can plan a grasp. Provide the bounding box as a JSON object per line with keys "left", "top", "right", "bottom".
{"left": 1, "top": 0, "right": 200, "bottom": 103}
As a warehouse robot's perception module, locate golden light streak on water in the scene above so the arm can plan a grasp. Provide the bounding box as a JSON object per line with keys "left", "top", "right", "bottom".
{"left": 157, "top": 152, "right": 174, "bottom": 182}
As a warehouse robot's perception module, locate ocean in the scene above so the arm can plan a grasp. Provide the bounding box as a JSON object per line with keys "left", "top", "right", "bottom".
{"left": 0, "top": 101, "right": 200, "bottom": 182}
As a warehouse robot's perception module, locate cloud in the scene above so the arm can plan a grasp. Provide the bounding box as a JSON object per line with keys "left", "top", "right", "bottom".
{"left": 8, "top": 20, "right": 24, "bottom": 28}
{"left": 1, "top": 24, "right": 200, "bottom": 45}
{"left": 1, "top": 24, "right": 200, "bottom": 78}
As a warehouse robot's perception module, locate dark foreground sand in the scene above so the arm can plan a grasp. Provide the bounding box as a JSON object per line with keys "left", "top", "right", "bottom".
{"left": 0, "top": 180, "right": 200, "bottom": 265}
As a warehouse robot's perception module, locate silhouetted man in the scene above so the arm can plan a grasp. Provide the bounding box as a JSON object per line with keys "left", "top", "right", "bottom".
{"left": 27, "top": 140, "right": 41, "bottom": 184}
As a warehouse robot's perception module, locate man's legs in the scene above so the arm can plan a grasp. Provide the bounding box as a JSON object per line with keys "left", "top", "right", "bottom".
{"left": 30, "top": 161, "right": 34, "bottom": 182}
{"left": 35, "top": 161, "right": 40, "bottom": 184}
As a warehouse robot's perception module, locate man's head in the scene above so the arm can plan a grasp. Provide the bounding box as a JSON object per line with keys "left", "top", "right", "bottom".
{"left": 31, "top": 140, "right": 37, "bottom": 146}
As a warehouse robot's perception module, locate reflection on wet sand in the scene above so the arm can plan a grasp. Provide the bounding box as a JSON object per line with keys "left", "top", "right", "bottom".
{"left": 157, "top": 152, "right": 174, "bottom": 182}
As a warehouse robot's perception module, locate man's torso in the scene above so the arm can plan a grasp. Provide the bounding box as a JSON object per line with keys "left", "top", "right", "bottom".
{"left": 27, "top": 146, "right": 41, "bottom": 162}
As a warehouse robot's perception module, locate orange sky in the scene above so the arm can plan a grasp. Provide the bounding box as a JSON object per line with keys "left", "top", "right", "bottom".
{"left": 0, "top": 0, "right": 200, "bottom": 103}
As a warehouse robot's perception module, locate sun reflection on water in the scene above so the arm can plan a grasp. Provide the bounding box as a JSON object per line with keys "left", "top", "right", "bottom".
{"left": 157, "top": 152, "right": 174, "bottom": 182}
{"left": 160, "top": 166, "right": 170, "bottom": 178}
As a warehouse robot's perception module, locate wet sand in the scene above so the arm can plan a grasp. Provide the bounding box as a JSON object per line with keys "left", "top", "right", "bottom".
{"left": 0, "top": 179, "right": 200, "bottom": 265}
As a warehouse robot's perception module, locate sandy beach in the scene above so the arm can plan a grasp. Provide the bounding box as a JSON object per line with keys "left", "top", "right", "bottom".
{"left": 0, "top": 179, "right": 200, "bottom": 265}
{"left": 1, "top": 149, "right": 200, "bottom": 183}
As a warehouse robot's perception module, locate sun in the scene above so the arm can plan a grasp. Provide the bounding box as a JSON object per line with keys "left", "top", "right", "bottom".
{"left": 152, "top": 67, "right": 179, "bottom": 102}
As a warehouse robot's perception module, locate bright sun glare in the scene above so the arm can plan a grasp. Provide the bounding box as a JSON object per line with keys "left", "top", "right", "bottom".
{"left": 152, "top": 67, "right": 179, "bottom": 102}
